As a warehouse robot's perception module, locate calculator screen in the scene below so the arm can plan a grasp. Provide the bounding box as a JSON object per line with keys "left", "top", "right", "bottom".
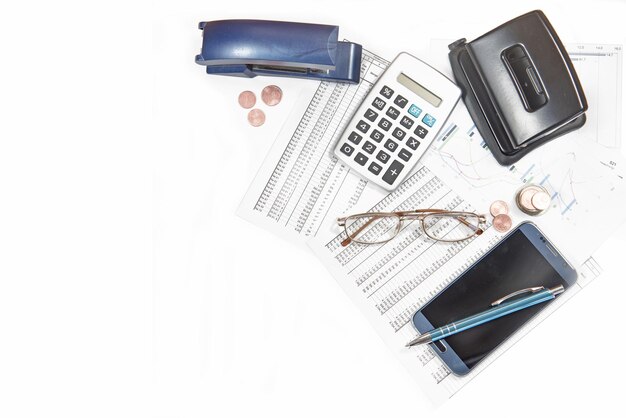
{"left": 397, "top": 73, "right": 442, "bottom": 107}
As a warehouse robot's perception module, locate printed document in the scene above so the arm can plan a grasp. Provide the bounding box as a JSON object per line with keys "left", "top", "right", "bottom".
{"left": 237, "top": 45, "right": 625, "bottom": 404}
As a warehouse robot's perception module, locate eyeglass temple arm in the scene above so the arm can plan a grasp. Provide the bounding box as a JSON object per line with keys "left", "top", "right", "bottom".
{"left": 456, "top": 215, "right": 484, "bottom": 234}
{"left": 339, "top": 214, "right": 385, "bottom": 247}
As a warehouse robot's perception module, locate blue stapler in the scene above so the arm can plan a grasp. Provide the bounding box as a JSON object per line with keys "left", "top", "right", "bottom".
{"left": 195, "top": 20, "right": 362, "bottom": 84}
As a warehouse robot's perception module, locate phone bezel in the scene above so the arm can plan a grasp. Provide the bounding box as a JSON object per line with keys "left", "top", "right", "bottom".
{"left": 411, "top": 221, "right": 578, "bottom": 376}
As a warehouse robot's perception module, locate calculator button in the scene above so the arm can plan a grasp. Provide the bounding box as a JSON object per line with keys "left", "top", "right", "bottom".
{"left": 368, "top": 162, "right": 383, "bottom": 175}
{"left": 415, "top": 125, "right": 428, "bottom": 139}
{"left": 380, "top": 86, "right": 394, "bottom": 99}
{"left": 340, "top": 143, "right": 355, "bottom": 156}
{"left": 370, "top": 129, "right": 384, "bottom": 143}
{"left": 378, "top": 118, "right": 392, "bottom": 131}
{"left": 356, "top": 120, "right": 370, "bottom": 133}
{"left": 362, "top": 140, "right": 376, "bottom": 154}
{"left": 385, "top": 107, "right": 400, "bottom": 120}
{"left": 376, "top": 150, "right": 390, "bottom": 163}
{"left": 382, "top": 160, "right": 405, "bottom": 185}
{"left": 394, "top": 95, "right": 408, "bottom": 108}
{"left": 400, "top": 116, "right": 414, "bottom": 129}
{"left": 384, "top": 139, "right": 398, "bottom": 152}
{"left": 364, "top": 109, "right": 378, "bottom": 122}
{"left": 372, "top": 97, "right": 386, "bottom": 110}
{"left": 391, "top": 127, "right": 405, "bottom": 140}
{"left": 406, "top": 137, "right": 420, "bottom": 150}
{"left": 408, "top": 104, "right": 422, "bottom": 118}
{"left": 422, "top": 113, "right": 436, "bottom": 127}
{"left": 398, "top": 148, "right": 412, "bottom": 161}
{"left": 354, "top": 152, "right": 368, "bottom": 166}
{"left": 348, "top": 132, "right": 362, "bottom": 145}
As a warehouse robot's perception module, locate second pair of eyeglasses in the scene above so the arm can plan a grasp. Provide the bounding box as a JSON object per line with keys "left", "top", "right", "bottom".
{"left": 337, "top": 209, "right": 487, "bottom": 247}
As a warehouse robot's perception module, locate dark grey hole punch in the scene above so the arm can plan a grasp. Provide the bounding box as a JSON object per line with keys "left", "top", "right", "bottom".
{"left": 448, "top": 10, "right": 588, "bottom": 165}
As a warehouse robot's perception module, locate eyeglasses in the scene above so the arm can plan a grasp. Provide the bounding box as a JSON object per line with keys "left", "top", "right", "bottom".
{"left": 337, "top": 209, "right": 486, "bottom": 246}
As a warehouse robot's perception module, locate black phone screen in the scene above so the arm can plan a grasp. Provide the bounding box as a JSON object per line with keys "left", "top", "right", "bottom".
{"left": 420, "top": 229, "right": 570, "bottom": 369}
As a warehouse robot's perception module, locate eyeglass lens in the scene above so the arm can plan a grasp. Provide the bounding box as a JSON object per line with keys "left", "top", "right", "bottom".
{"left": 344, "top": 214, "right": 400, "bottom": 244}
{"left": 422, "top": 213, "right": 481, "bottom": 242}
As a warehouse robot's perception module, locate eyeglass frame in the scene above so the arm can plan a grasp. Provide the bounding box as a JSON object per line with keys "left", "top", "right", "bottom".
{"left": 336, "top": 209, "right": 487, "bottom": 246}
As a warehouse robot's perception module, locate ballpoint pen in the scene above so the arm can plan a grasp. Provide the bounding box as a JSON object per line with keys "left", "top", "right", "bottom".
{"left": 406, "top": 285, "right": 565, "bottom": 347}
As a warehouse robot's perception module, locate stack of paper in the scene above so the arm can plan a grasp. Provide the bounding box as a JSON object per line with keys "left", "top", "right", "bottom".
{"left": 237, "top": 44, "right": 625, "bottom": 405}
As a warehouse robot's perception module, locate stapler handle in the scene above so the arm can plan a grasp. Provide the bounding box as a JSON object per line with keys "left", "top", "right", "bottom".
{"left": 195, "top": 20, "right": 362, "bottom": 84}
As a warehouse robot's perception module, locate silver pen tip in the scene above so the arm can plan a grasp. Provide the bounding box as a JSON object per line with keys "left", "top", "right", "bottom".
{"left": 405, "top": 334, "right": 431, "bottom": 347}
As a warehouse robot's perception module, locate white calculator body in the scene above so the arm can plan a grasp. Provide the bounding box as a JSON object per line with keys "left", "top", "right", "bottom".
{"left": 334, "top": 52, "right": 461, "bottom": 191}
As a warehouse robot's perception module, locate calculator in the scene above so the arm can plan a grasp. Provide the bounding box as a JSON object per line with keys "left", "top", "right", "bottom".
{"left": 333, "top": 52, "right": 461, "bottom": 191}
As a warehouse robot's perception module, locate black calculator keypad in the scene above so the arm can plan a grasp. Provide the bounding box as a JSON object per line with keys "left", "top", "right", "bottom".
{"left": 354, "top": 152, "right": 368, "bottom": 166}
{"left": 394, "top": 95, "right": 408, "bottom": 108}
{"left": 348, "top": 132, "right": 362, "bottom": 145}
{"left": 368, "top": 162, "right": 382, "bottom": 175}
{"left": 398, "top": 148, "right": 412, "bottom": 161}
{"left": 372, "top": 98, "right": 386, "bottom": 110}
{"left": 400, "top": 116, "right": 414, "bottom": 129}
{"left": 376, "top": 150, "right": 390, "bottom": 163}
{"left": 364, "top": 109, "right": 378, "bottom": 122}
{"left": 339, "top": 81, "right": 436, "bottom": 186}
{"left": 385, "top": 107, "right": 400, "bottom": 120}
{"left": 384, "top": 139, "right": 398, "bottom": 152}
{"left": 370, "top": 129, "right": 384, "bottom": 143}
{"left": 378, "top": 118, "right": 392, "bottom": 131}
{"left": 415, "top": 125, "right": 428, "bottom": 138}
{"left": 340, "top": 143, "right": 355, "bottom": 156}
{"left": 382, "top": 160, "right": 405, "bottom": 185}
{"left": 362, "top": 141, "right": 376, "bottom": 154}
{"left": 380, "top": 86, "right": 394, "bottom": 99}
{"left": 406, "top": 137, "right": 420, "bottom": 150}
{"left": 391, "top": 127, "right": 405, "bottom": 141}
{"left": 356, "top": 120, "right": 370, "bottom": 133}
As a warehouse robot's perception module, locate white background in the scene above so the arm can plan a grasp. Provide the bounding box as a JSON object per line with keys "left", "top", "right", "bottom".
{"left": 1, "top": 0, "right": 625, "bottom": 417}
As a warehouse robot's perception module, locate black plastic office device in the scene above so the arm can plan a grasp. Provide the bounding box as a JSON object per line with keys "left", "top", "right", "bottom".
{"left": 448, "top": 10, "right": 588, "bottom": 165}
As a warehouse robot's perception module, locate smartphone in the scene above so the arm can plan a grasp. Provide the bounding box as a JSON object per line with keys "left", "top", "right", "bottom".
{"left": 411, "top": 222, "right": 577, "bottom": 376}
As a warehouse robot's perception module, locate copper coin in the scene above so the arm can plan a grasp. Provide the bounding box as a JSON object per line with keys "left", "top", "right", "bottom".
{"left": 531, "top": 191, "right": 551, "bottom": 211}
{"left": 238, "top": 90, "right": 256, "bottom": 109}
{"left": 261, "top": 85, "right": 283, "bottom": 106}
{"left": 490, "top": 200, "right": 509, "bottom": 217}
{"left": 493, "top": 214, "right": 512, "bottom": 233}
{"left": 247, "top": 108, "right": 266, "bottom": 127}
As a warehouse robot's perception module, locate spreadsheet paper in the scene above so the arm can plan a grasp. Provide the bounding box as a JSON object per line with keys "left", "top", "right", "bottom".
{"left": 237, "top": 46, "right": 625, "bottom": 404}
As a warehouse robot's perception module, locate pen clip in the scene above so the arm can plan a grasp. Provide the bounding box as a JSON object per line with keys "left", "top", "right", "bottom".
{"left": 490, "top": 286, "right": 545, "bottom": 306}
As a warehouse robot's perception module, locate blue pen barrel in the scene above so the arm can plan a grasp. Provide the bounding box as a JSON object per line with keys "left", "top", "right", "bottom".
{"left": 430, "top": 289, "right": 557, "bottom": 342}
